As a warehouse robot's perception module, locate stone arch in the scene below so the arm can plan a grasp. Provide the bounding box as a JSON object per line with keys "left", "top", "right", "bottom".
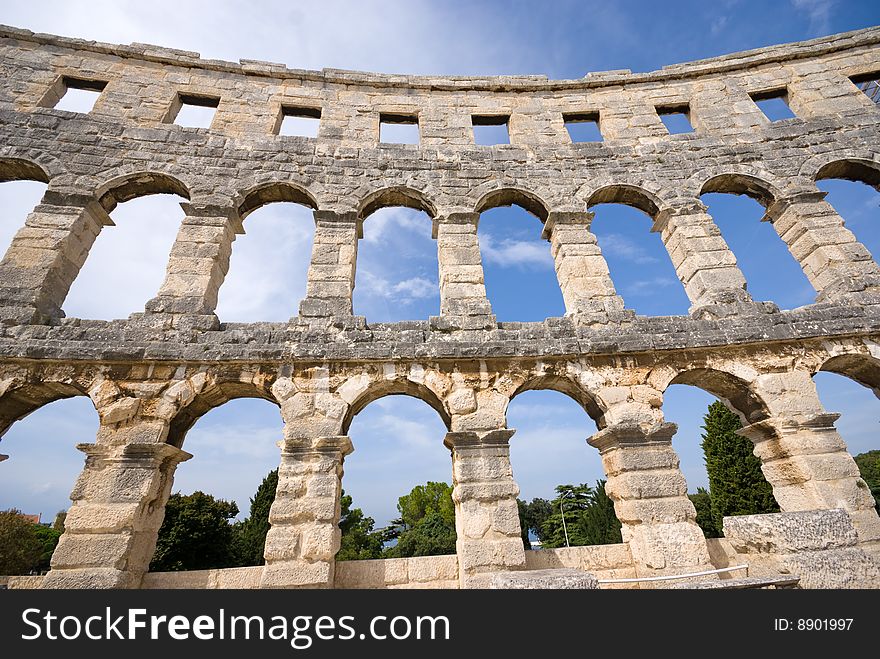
{"left": 95, "top": 171, "right": 192, "bottom": 213}
{"left": 165, "top": 377, "right": 277, "bottom": 449}
{"left": 474, "top": 186, "right": 549, "bottom": 221}
{"left": 666, "top": 367, "right": 771, "bottom": 425}
{"left": 0, "top": 157, "right": 51, "bottom": 184}
{"left": 585, "top": 184, "right": 665, "bottom": 218}
{"left": 0, "top": 379, "right": 92, "bottom": 439}
{"left": 0, "top": 147, "right": 67, "bottom": 182}
{"left": 509, "top": 372, "right": 604, "bottom": 425}
{"left": 341, "top": 376, "right": 451, "bottom": 434}
{"left": 814, "top": 158, "right": 880, "bottom": 192}
{"left": 817, "top": 353, "right": 880, "bottom": 399}
{"left": 358, "top": 185, "right": 438, "bottom": 220}
{"left": 237, "top": 181, "right": 319, "bottom": 219}
{"left": 698, "top": 173, "right": 781, "bottom": 208}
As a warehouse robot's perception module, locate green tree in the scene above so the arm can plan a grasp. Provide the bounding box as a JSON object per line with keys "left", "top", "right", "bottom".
{"left": 385, "top": 482, "right": 457, "bottom": 557}
{"left": 701, "top": 401, "right": 778, "bottom": 532}
{"left": 540, "top": 482, "right": 622, "bottom": 548}
{"left": 854, "top": 450, "right": 880, "bottom": 510}
{"left": 232, "top": 469, "right": 278, "bottom": 566}
{"left": 337, "top": 490, "right": 384, "bottom": 561}
{"left": 150, "top": 491, "right": 239, "bottom": 572}
{"left": 0, "top": 509, "right": 43, "bottom": 575}
{"left": 32, "top": 525, "right": 62, "bottom": 571}
{"left": 578, "top": 480, "right": 622, "bottom": 545}
{"left": 689, "top": 487, "right": 720, "bottom": 538}
{"left": 517, "top": 497, "right": 552, "bottom": 549}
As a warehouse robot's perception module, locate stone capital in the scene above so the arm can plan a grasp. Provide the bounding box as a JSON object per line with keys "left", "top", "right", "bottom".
{"left": 314, "top": 210, "right": 363, "bottom": 238}
{"left": 278, "top": 434, "right": 354, "bottom": 457}
{"left": 737, "top": 412, "right": 841, "bottom": 442}
{"left": 761, "top": 190, "right": 829, "bottom": 224}
{"left": 443, "top": 428, "right": 516, "bottom": 450}
{"left": 651, "top": 200, "right": 708, "bottom": 233}
{"left": 587, "top": 421, "right": 677, "bottom": 452}
{"left": 540, "top": 211, "right": 595, "bottom": 241}
{"left": 180, "top": 202, "right": 244, "bottom": 233}
{"left": 432, "top": 212, "right": 480, "bottom": 239}
{"left": 76, "top": 441, "right": 193, "bottom": 467}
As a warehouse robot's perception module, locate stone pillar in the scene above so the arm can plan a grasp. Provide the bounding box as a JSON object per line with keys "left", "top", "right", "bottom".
{"left": 764, "top": 191, "right": 880, "bottom": 302}
{"left": 589, "top": 422, "right": 714, "bottom": 581}
{"left": 298, "top": 211, "right": 360, "bottom": 318}
{"left": 261, "top": 435, "right": 352, "bottom": 588}
{"left": 739, "top": 413, "right": 880, "bottom": 546}
{"left": 541, "top": 211, "right": 627, "bottom": 322}
{"left": 42, "top": 441, "right": 191, "bottom": 589}
{"left": 0, "top": 192, "right": 111, "bottom": 324}
{"left": 433, "top": 213, "right": 495, "bottom": 330}
{"left": 146, "top": 203, "right": 240, "bottom": 316}
{"left": 444, "top": 430, "right": 526, "bottom": 588}
{"left": 653, "top": 202, "right": 753, "bottom": 312}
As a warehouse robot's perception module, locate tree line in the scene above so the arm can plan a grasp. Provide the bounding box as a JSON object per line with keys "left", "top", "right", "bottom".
{"left": 3, "top": 401, "right": 879, "bottom": 575}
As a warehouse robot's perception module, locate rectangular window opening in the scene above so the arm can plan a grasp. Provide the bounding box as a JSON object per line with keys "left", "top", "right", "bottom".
{"left": 379, "top": 113, "right": 420, "bottom": 144}
{"left": 54, "top": 77, "right": 107, "bottom": 113}
{"left": 657, "top": 105, "right": 694, "bottom": 134}
{"left": 850, "top": 73, "right": 880, "bottom": 105}
{"left": 750, "top": 89, "right": 797, "bottom": 121}
{"left": 279, "top": 106, "right": 321, "bottom": 138}
{"left": 173, "top": 94, "right": 220, "bottom": 129}
{"left": 472, "top": 114, "right": 510, "bottom": 145}
{"left": 564, "top": 112, "right": 603, "bottom": 142}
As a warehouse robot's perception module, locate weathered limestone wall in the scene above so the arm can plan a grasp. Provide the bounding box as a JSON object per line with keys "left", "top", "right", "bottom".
{"left": 0, "top": 25, "right": 878, "bottom": 589}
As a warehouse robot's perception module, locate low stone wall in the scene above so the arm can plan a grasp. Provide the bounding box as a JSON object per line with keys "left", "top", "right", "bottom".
{"left": 141, "top": 566, "right": 264, "bottom": 589}
{"left": 334, "top": 555, "right": 459, "bottom": 589}
{"left": 6, "top": 575, "right": 46, "bottom": 589}
{"left": 524, "top": 544, "right": 638, "bottom": 588}
{"left": 721, "top": 509, "right": 880, "bottom": 588}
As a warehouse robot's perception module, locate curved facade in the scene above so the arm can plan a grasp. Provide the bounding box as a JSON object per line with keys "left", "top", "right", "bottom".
{"left": 1, "top": 24, "right": 879, "bottom": 588}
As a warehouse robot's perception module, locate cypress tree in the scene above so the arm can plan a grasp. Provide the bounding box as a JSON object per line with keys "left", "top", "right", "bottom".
{"left": 233, "top": 468, "right": 278, "bottom": 566}
{"left": 701, "top": 401, "right": 778, "bottom": 532}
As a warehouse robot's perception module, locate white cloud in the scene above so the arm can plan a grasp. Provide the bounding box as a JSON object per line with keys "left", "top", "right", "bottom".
{"left": 623, "top": 276, "right": 677, "bottom": 296}
{"left": 791, "top": 0, "right": 837, "bottom": 35}
{"left": 599, "top": 233, "right": 659, "bottom": 264}
{"left": 479, "top": 232, "right": 554, "bottom": 269}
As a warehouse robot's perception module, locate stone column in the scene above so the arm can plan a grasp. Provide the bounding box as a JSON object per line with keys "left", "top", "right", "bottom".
{"left": 146, "top": 203, "right": 240, "bottom": 316}
{"left": 433, "top": 212, "right": 495, "bottom": 330}
{"left": 739, "top": 413, "right": 880, "bottom": 546}
{"left": 589, "top": 422, "right": 714, "bottom": 581}
{"left": 444, "top": 430, "right": 526, "bottom": 588}
{"left": 0, "top": 192, "right": 111, "bottom": 324}
{"left": 653, "top": 202, "right": 753, "bottom": 312}
{"left": 261, "top": 435, "right": 352, "bottom": 588}
{"left": 764, "top": 191, "right": 880, "bottom": 302}
{"left": 298, "top": 211, "right": 360, "bottom": 318}
{"left": 42, "top": 441, "right": 191, "bottom": 589}
{"left": 541, "top": 211, "right": 627, "bottom": 322}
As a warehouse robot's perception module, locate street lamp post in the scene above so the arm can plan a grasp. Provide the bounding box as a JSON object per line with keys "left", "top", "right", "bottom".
{"left": 559, "top": 490, "right": 572, "bottom": 548}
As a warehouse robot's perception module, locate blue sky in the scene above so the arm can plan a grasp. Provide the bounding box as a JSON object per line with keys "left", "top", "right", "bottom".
{"left": 1, "top": 1, "right": 879, "bottom": 532}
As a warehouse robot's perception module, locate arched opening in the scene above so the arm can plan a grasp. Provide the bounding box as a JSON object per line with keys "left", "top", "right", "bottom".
{"left": 700, "top": 174, "right": 816, "bottom": 310}
{"left": 343, "top": 389, "right": 452, "bottom": 560}
{"left": 354, "top": 188, "right": 439, "bottom": 322}
{"left": 0, "top": 159, "right": 50, "bottom": 261}
{"left": 0, "top": 389, "right": 98, "bottom": 576}
{"left": 217, "top": 184, "right": 317, "bottom": 322}
{"left": 815, "top": 160, "right": 880, "bottom": 264}
{"left": 476, "top": 189, "right": 563, "bottom": 321}
{"left": 587, "top": 186, "right": 689, "bottom": 316}
{"left": 151, "top": 393, "right": 284, "bottom": 573}
{"left": 507, "top": 382, "right": 612, "bottom": 550}
{"left": 64, "top": 174, "right": 191, "bottom": 320}
{"left": 664, "top": 369, "right": 779, "bottom": 538}
{"left": 815, "top": 354, "right": 880, "bottom": 509}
